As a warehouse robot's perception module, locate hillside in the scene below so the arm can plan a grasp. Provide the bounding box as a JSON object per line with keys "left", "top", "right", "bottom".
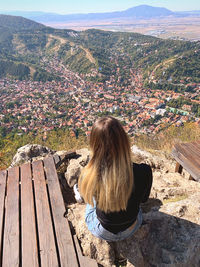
{"left": 0, "top": 14, "right": 45, "bottom": 31}
{"left": 0, "top": 15, "right": 199, "bottom": 84}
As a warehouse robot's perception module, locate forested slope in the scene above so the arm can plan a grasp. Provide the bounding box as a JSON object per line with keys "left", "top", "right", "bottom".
{"left": 0, "top": 15, "right": 199, "bottom": 84}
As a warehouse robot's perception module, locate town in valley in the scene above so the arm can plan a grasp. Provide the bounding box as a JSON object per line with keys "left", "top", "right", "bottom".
{"left": 0, "top": 55, "right": 199, "bottom": 138}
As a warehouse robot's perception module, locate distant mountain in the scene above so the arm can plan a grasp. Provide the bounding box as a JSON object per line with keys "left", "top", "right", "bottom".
{"left": 0, "top": 14, "right": 45, "bottom": 31}
{"left": 121, "top": 5, "right": 173, "bottom": 18}
{"left": 175, "top": 10, "right": 200, "bottom": 16}
{"left": 1, "top": 5, "right": 200, "bottom": 26}
{"left": 2, "top": 5, "right": 200, "bottom": 26}
{"left": 1, "top": 5, "right": 174, "bottom": 23}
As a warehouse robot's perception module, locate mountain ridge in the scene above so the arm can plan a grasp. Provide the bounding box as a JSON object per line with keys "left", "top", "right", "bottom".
{"left": 1, "top": 5, "right": 199, "bottom": 24}
{"left": 0, "top": 14, "right": 199, "bottom": 85}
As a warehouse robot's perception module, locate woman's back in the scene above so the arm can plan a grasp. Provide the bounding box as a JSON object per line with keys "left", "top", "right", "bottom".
{"left": 78, "top": 116, "right": 153, "bottom": 241}
{"left": 96, "top": 163, "right": 152, "bottom": 234}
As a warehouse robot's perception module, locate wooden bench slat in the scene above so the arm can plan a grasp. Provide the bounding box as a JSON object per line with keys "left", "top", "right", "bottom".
{"left": 32, "top": 160, "right": 58, "bottom": 267}
{"left": 189, "top": 142, "right": 200, "bottom": 154}
{"left": 181, "top": 143, "right": 200, "bottom": 163}
{"left": 174, "top": 144, "right": 193, "bottom": 159}
{"left": 172, "top": 148, "right": 200, "bottom": 180}
{"left": 21, "top": 162, "right": 39, "bottom": 267}
{"left": 43, "top": 156, "right": 79, "bottom": 267}
{"left": 174, "top": 143, "right": 200, "bottom": 169}
{"left": 175, "top": 141, "right": 200, "bottom": 154}
{"left": 172, "top": 148, "right": 200, "bottom": 174}
{"left": 53, "top": 154, "right": 61, "bottom": 167}
{"left": 0, "top": 170, "right": 7, "bottom": 263}
{"left": 0, "top": 156, "right": 98, "bottom": 267}
{"left": 174, "top": 143, "right": 200, "bottom": 168}
{"left": 2, "top": 167, "right": 19, "bottom": 267}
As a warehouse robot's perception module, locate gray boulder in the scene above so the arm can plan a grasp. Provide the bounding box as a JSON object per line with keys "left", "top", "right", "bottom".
{"left": 65, "top": 159, "right": 82, "bottom": 187}
{"left": 65, "top": 148, "right": 90, "bottom": 187}
{"left": 132, "top": 145, "right": 175, "bottom": 172}
{"left": 67, "top": 158, "right": 200, "bottom": 267}
{"left": 10, "top": 144, "right": 54, "bottom": 167}
{"left": 68, "top": 201, "right": 200, "bottom": 267}
{"left": 76, "top": 148, "right": 90, "bottom": 167}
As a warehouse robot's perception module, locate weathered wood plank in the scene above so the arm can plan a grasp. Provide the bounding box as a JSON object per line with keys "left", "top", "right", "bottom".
{"left": 190, "top": 140, "right": 200, "bottom": 152}
{"left": 174, "top": 144, "right": 200, "bottom": 169}
{"left": 172, "top": 148, "right": 200, "bottom": 180}
{"left": 0, "top": 170, "right": 7, "bottom": 263}
{"left": 172, "top": 148, "right": 200, "bottom": 174}
{"left": 21, "top": 162, "right": 39, "bottom": 267}
{"left": 174, "top": 143, "right": 200, "bottom": 168}
{"left": 194, "top": 140, "right": 200, "bottom": 146}
{"left": 43, "top": 156, "right": 79, "bottom": 267}
{"left": 2, "top": 167, "right": 19, "bottom": 267}
{"left": 196, "top": 141, "right": 200, "bottom": 149}
{"left": 53, "top": 154, "right": 61, "bottom": 168}
{"left": 181, "top": 143, "right": 200, "bottom": 163}
{"left": 32, "top": 160, "right": 58, "bottom": 267}
{"left": 74, "top": 235, "right": 98, "bottom": 267}
{"left": 186, "top": 142, "right": 200, "bottom": 157}
{"left": 191, "top": 141, "right": 200, "bottom": 148}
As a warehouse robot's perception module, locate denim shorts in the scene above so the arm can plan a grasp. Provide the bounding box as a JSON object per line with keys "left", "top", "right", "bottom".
{"left": 85, "top": 202, "right": 143, "bottom": 242}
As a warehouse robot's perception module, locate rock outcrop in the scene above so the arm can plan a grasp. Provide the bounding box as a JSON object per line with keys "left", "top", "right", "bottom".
{"left": 66, "top": 147, "right": 200, "bottom": 267}
{"left": 64, "top": 148, "right": 90, "bottom": 187}
{"left": 9, "top": 144, "right": 200, "bottom": 266}
{"left": 10, "top": 144, "right": 54, "bottom": 167}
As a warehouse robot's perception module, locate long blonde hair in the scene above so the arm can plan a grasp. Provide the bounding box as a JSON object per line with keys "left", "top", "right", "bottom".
{"left": 78, "top": 116, "right": 133, "bottom": 212}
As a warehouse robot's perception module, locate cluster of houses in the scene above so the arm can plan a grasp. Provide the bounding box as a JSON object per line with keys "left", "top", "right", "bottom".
{"left": 0, "top": 57, "right": 199, "bottom": 138}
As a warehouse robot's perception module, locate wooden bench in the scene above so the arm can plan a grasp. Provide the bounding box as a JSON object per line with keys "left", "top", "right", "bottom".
{"left": 0, "top": 155, "right": 97, "bottom": 267}
{"left": 171, "top": 140, "right": 200, "bottom": 182}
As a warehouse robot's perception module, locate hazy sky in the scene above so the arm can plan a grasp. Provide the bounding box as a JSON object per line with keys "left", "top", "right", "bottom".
{"left": 0, "top": 0, "right": 200, "bottom": 14}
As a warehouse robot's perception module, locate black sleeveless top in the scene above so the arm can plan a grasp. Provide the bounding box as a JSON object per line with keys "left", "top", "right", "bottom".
{"left": 96, "top": 163, "right": 153, "bottom": 234}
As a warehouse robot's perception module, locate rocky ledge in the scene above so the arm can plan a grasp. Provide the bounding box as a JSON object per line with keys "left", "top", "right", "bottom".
{"left": 10, "top": 144, "right": 54, "bottom": 167}
{"left": 66, "top": 147, "right": 200, "bottom": 267}
{"left": 11, "top": 144, "right": 200, "bottom": 267}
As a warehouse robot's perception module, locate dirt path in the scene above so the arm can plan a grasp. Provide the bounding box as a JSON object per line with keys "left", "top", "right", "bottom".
{"left": 80, "top": 45, "right": 96, "bottom": 64}
{"left": 46, "top": 34, "right": 67, "bottom": 51}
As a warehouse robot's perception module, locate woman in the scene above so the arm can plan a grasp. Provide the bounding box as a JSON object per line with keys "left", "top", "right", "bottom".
{"left": 78, "top": 116, "right": 152, "bottom": 242}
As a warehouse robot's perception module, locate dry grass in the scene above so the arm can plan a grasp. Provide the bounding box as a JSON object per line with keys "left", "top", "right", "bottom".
{"left": 0, "top": 129, "right": 88, "bottom": 168}
{"left": 163, "top": 194, "right": 188, "bottom": 204}
{"left": 135, "top": 122, "right": 200, "bottom": 153}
